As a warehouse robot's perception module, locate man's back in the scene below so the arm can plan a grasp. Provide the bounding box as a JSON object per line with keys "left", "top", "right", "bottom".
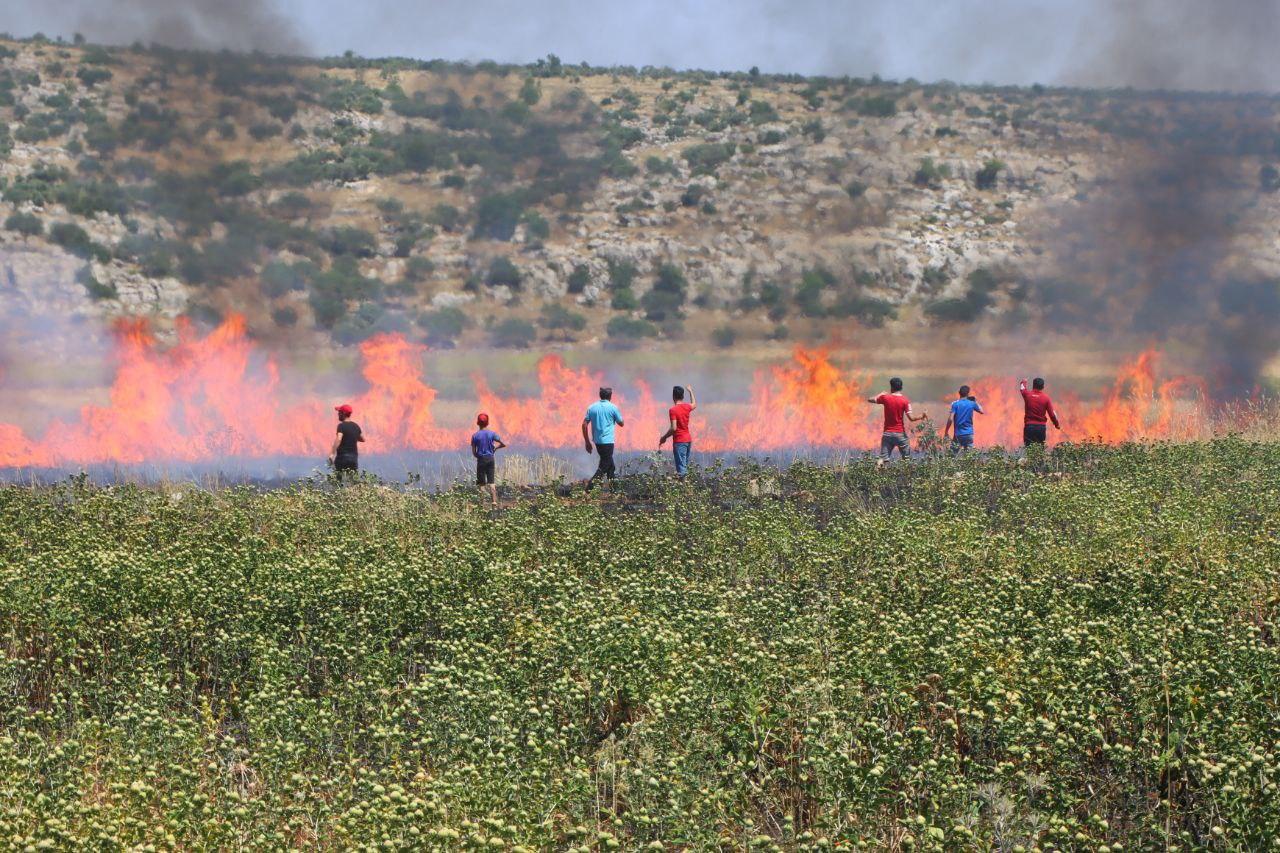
{"left": 586, "top": 401, "right": 622, "bottom": 443}
{"left": 669, "top": 401, "right": 693, "bottom": 443}
{"left": 950, "top": 398, "right": 981, "bottom": 435}
{"left": 1020, "top": 387, "right": 1055, "bottom": 425}
{"left": 336, "top": 421, "right": 362, "bottom": 458}
{"left": 471, "top": 428, "right": 501, "bottom": 458}
{"left": 875, "top": 392, "right": 911, "bottom": 433}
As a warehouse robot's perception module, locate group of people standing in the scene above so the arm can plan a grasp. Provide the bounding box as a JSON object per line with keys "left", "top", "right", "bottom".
{"left": 326, "top": 376, "right": 1060, "bottom": 506}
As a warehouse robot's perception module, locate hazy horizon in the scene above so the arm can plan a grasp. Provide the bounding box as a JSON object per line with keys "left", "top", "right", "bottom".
{"left": 7, "top": 0, "right": 1280, "bottom": 93}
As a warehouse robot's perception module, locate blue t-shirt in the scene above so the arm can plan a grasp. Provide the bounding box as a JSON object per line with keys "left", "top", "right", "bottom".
{"left": 471, "top": 429, "right": 502, "bottom": 458}
{"left": 585, "top": 401, "right": 623, "bottom": 444}
{"left": 950, "top": 398, "right": 983, "bottom": 437}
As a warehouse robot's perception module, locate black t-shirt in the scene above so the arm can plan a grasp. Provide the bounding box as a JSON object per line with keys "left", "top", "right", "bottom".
{"left": 336, "top": 421, "right": 362, "bottom": 458}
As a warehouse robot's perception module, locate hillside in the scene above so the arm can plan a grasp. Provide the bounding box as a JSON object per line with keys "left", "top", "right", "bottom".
{"left": 3, "top": 35, "right": 1280, "bottom": 354}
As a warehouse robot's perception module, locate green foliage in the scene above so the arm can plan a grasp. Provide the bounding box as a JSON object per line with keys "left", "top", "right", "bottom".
{"left": 485, "top": 256, "right": 522, "bottom": 289}
{"left": 322, "top": 225, "right": 377, "bottom": 257}
{"left": 474, "top": 193, "right": 527, "bottom": 241}
{"left": 271, "top": 305, "right": 298, "bottom": 327}
{"left": 248, "top": 122, "right": 282, "bottom": 141}
{"left": 975, "top": 158, "right": 1005, "bottom": 190}
{"left": 539, "top": 303, "right": 587, "bottom": 338}
{"left": 74, "top": 66, "right": 112, "bottom": 87}
{"left": 924, "top": 267, "right": 999, "bottom": 323}
{"left": 1260, "top": 164, "right": 1280, "bottom": 193}
{"left": 48, "top": 221, "right": 108, "bottom": 261}
{"left": 308, "top": 256, "right": 380, "bottom": 328}
{"left": 417, "top": 305, "right": 470, "bottom": 346}
{"left": 428, "top": 203, "right": 463, "bottom": 232}
{"left": 519, "top": 77, "right": 541, "bottom": 106}
{"left": 913, "top": 157, "right": 950, "bottom": 188}
{"left": 2, "top": 444, "right": 1279, "bottom": 847}
{"left": 607, "top": 259, "right": 637, "bottom": 292}
{"left": 682, "top": 142, "right": 735, "bottom": 176}
{"left": 641, "top": 263, "right": 687, "bottom": 322}
{"left": 854, "top": 94, "right": 897, "bottom": 117}
{"left": 679, "top": 183, "right": 710, "bottom": 207}
{"left": 794, "top": 265, "right": 836, "bottom": 318}
{"left": 645, "top": 155, "right": 678, "bottom": 176}
{"left": 317, "top": 77, "right": 384, "bottom": 113}
{"left": 566, "top": 263, "right": 591, "bottom": 295}
{"left": 75, "top": 263, "right": 116, "bottom": 300}
{"left": 521, "top": 210, "right": 550, "bottom": 242}
{"left": 605, "top": 314, "right": 657, "bottom": 342}
{"left": 711, "top": 324, "right": 736, "bottom": 347}
{"left": 260, "top": 259, "right": 313, "bottom": 297}
{"left": 3, "top": 211, "right": 43, "bottom": 237}
{"left": 489, "top": 317, "right": 537, "bottom": 348}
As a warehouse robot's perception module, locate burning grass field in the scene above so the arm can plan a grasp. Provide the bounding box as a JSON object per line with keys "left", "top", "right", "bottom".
{"left": 2, "top": 440, "right": 1280, "bottom": 849}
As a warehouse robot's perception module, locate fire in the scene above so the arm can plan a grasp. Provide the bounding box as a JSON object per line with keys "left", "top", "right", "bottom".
{"left": 0, "top": 316, "right": 1227, "bottom": 469}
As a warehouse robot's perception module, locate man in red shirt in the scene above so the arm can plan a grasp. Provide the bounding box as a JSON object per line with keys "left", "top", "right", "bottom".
{"left": 659, "top": 384, "right": 696, "bottom": 476}
{"left": 1019, "top": 377, "right": 1061, "bottom": 446}
{"left": 867, "top": 377, "right": 927, "bottom": 461}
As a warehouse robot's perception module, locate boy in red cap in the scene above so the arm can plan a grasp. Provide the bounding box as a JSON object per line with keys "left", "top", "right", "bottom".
{"left": 328, "top": 404, "right": 364, "bottom": 480}
{"left": 470, "top": 413, "right": 507, "bottom": 509}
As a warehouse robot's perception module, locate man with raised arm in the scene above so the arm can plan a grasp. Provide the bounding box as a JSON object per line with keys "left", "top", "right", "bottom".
{"left": 658, "top": 384, "right": 696, "bottom": 477}
{"left": 867, "top": 377, "right": 927, "bottom": 461}
{"left": 1019, "top": 377, "right": 1061, "bottom": 447}
{"left": 943, "top": 384, "right": 984, "bottom": 453}
{"left": 583, "top": 386, "right": 624, "bottom": 491}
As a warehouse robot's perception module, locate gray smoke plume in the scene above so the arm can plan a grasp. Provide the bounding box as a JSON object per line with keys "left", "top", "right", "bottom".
{"left": 32, "top": 0, "right": 304, "bottom": 55}
{"left": 1032, "top": 1, "right": 1280, "bottom": 396}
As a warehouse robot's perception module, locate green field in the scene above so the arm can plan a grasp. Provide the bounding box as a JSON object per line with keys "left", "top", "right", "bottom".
{"left": 2, "top": 443, "right": 1279, "bottom": 850}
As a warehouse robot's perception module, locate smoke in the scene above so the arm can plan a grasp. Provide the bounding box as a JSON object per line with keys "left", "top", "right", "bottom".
{"left": 1026, "top": 0, "right": 1280, "bottom": 398}
{"left": 1066, "top": 0, "right": 1280, "bottom": 93}
{"left": 29, "top": 0, "right": 304, "bottom": 54}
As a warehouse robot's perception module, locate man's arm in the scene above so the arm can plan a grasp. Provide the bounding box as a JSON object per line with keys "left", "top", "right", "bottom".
{"left": 943, "top": 411, "right": 953, "bottom": 437}
{"left": 582, "top": 419, "right": 593, "bottom": 453}
{"left": 614, "top": 410, "right": 624, "bottom": 427}
{"left": 659, "top": 417, "right": 677, "bottom": 445}
{"left": 866, "top": 396, "right": 880, "bottom": 404}
{"left": 906, "top": 405, "right": 928, "bottom": 423}
{"left": 494, "top": 438, "right": 507, "bottom": 451}
{"left": 687, "top": 386, "right": 696, "bottom": 410}
{"left": 329, "top": 431, "right": 341, "bottom": 462}
{"left": 1048, "top": 400, "right": 1061, "bottom": 429}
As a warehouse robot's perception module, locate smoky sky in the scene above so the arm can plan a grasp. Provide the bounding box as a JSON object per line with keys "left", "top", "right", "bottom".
{"left": 6, "top": 0, "right": 1280, "bottom": 92}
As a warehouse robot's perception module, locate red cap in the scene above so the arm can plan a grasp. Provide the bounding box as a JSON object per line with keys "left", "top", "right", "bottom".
{"left": 335, "top": 404, "right": 353, "bottom": 416}
{"left": 476, "top": 412, "right": 490, "bottom": 426}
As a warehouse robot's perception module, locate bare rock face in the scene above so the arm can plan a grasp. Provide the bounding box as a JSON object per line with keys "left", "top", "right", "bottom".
{"left": 0, "top": 241, "right": 187, "bottom": 321}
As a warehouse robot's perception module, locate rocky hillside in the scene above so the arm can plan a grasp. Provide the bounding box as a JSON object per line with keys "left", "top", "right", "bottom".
{"left": 3, "top": 34, "right": 1280, "bottom": 351}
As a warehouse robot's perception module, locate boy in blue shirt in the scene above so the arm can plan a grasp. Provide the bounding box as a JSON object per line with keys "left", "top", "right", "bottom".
{"left": 943, "top": 385, "right": 984, "bottom": 453}
{"left": 470, "top": 412, "right": 507, "bottom": 509}
{"left": 582, "top": 386, "right": 624, "bottom": 491}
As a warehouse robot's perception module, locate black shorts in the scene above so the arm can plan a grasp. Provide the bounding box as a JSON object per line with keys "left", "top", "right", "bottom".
{"left": 334, "top": 455, "right": 358, "bottom": 472}
{"left": 1024, "top": 424, "right": 1047, "bottom": 445}
{"left": 476, "top": 457, "right": 495, "bottom": 485}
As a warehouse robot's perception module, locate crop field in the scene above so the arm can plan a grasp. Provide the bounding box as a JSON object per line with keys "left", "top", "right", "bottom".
{"left": 2, "top": 441, "right": 1280, "bottom": 850}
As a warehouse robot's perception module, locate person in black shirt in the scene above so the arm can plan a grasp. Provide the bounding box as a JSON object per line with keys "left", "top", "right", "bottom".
{"left": 328, "top": 404, "right": 364, "bottom": 480}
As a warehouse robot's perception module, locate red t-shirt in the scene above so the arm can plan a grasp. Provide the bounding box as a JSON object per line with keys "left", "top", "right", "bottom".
{"left": 669, "top": 402, "right": 693, "bottom": 443}
{"left": 1020, "top": 387, "right": 1058, "bottom": 425}
{"left": 875, "top": 393, "right": 911, "bottom": 433}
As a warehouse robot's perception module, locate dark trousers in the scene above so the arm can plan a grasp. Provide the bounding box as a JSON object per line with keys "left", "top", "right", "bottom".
{"left": 334, "top": 455, "right": 358, "bottom": 483}
{"left": 587, "top": 443, "right": 616, "bottom": 489}
{"left": 1024, "top": 424, "right": 1047, "bottom": 445}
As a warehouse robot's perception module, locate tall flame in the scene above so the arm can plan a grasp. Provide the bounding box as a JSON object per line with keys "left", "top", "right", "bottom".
{"left": 0, "top": 316, "right": 1227, "bottom": 468}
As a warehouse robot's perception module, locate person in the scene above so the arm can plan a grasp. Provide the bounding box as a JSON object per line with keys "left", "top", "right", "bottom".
{"left": 658, "top": 384, "right": 696, "bottom": 477}
{"left": 867, "top": 377, "right": 927, "bottom": 461}
{"left": 582, "top": 386, "right": 624, "bottom": 490}
{"left": 470, "top": 412, "right": 507, "bottom": 510}
{"left": 1019, "top": 377, "right": 1061, "bottom": 446}
{"left": 943, "top": 385, "right": 984, "bottom": 453}
{"left": 328, "top": 404, "right": 364, "bottom": 480}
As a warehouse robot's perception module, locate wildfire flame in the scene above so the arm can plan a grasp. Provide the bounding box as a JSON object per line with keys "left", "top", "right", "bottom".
{"left": 0, "top": 315, "right": 1221, "bottom": 468}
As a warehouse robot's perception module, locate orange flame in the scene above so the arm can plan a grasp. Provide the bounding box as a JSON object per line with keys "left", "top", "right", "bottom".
{"left": 0, "top": 317, "right": 1225, "bottom": 468}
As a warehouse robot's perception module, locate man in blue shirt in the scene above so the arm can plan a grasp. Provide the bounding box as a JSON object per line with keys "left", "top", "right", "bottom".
{"left": 943, "top": 385, "right": 984, "bottom": 453}
{"left": 470, "top": 412, "right": 507, "bottom": 509}
{"left": 582, "top": 386, "right": 624, "bottom": 491}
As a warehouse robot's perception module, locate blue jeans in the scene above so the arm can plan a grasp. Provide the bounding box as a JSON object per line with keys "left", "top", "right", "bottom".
{"left": 951, "top": 434, "right": 974, "bottom": 453}
{"left": 673, "top": 442, "right": 691, "bottom": 476}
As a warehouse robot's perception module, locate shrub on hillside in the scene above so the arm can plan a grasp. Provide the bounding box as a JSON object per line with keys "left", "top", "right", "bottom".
{"left": 489, "top": 317, "right": 537, "bottom": 348}
{"left": 566, "top": 264, "right": 591, "bottom": 295}
{"left": 473, "top": 193, "right": 526, "bottom": 241}
{"left": 4, "top": 211, "right": 44, "bottom": 237}
{"left": 682, "top": 142, "right": 735, "bottom": 176}
{"left": 486, "top": 256, "right": 521, "bottom": 289}
{"left": 418, "top": 306, "right": 470, "bottom": 347}
{"left": 712, "top": 325, "right": 737, "bottom": 348}
{"left": 322, "top": 226, "right": 377, "bottom": 257}
{"left": 854, "top": 94, "right": 897, "bottom": 117}
{"left": 913, "top": 157, "right": 950, "bottom": 188}
{"left": 606, "top": 315, "right": 657, "bottom": 345}
{"left": 975, "top": 158, "right": 1005, "bottom": 190}
{"left": 641, "top": 263, "right": 687, "bottom": 322}
{"left": 539, "top": 303, "right": 587, "bottom": 339}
